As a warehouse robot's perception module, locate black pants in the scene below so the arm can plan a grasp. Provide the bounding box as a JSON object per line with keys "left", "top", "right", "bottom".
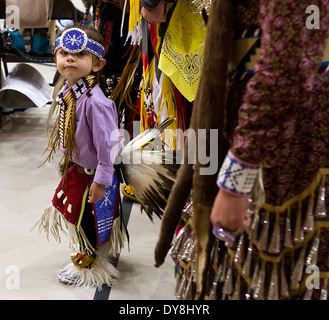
{"left": 80, "top": 201, "right": 97, "bottom": 254}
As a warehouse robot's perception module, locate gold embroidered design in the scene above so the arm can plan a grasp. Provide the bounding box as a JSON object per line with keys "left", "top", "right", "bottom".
{"left": 158, "top": 0, "right": 206, "bottom": 102}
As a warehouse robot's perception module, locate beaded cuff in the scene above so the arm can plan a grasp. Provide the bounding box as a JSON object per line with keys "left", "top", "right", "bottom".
{"left": 217, "top": 151, "right": 260, "bottom": 196}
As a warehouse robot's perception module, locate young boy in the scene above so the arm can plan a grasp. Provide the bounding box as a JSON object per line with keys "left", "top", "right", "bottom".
{"left": 35, "top": 24, "right": 124, "bottom": 288}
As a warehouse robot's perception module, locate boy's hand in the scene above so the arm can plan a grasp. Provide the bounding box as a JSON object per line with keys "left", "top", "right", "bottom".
{"left": 88, "top": 182, "right": 105, "bottom": 203}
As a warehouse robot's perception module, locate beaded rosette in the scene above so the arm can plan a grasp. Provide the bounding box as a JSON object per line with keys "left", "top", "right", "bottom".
{"left": 55, "top": 27, "right": 104, "bottom": 59}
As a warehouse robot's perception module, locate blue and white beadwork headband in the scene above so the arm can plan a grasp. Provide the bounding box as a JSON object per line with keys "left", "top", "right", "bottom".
{"left": 54, "top": 28, "right": 105, "bottom": 59}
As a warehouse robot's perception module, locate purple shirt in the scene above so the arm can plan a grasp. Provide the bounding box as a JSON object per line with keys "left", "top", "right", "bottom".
{"left": 61, "top": 83, "right": 121, "bottom": 186}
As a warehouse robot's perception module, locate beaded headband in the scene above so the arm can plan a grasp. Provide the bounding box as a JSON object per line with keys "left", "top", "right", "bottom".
{"left": 54, "top": 28, "right": 104, "bottom": 59}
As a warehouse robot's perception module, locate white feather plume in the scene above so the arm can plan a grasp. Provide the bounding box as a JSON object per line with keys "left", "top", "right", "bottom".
{"left": 116, "top": 117, "right": 179, "bottom": 221}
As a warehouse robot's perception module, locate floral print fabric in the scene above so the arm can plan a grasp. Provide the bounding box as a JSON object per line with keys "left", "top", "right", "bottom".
{"left": 216, "top": 0, "right": 329, "bottom": 300}
{"left": 231, "top": 0, "right": 329, "bottom": 205}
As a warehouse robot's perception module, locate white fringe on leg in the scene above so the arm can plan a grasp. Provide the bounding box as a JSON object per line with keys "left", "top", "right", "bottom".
{"left": 32, "top": 204, "right": 95, "bottom": 253}
{"left": 33, "top": 204, "right": 127, "bottom": 288}
{"left": 106, "top": 216, "right": 126, "bottom": 256}
{"left": 33, "top": 204, "right": 126, "bottom": 255}
{"left": 32, "top": 205, "right": 68, "bottom": 243}
{"left": 58, "top": 255, "right": 119, "bottom": 290}
{"left": 57, "top": 237, "right": 123, "bottom": 289}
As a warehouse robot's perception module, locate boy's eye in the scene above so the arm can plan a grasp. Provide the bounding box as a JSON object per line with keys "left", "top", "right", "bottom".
{"left": 57, "top": 49, "right": 89, "bottom": 58}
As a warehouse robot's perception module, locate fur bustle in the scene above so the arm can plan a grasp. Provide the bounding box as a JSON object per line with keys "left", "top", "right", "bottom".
{"left": 192, "top": 0, "right": 234, "bottom": 298}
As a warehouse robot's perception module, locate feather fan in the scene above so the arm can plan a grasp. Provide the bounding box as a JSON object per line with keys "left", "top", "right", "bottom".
{"left": 117, "top": 117, "right": 179, "bottom": 221}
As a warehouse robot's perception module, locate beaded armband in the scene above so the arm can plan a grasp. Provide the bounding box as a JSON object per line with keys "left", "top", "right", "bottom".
{"left": 217, "top": 151, "right": 260, "bottom": 197}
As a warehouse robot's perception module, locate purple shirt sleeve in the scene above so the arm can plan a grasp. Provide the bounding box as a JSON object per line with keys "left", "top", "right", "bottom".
{"left": 72, "top": 85, "right": 122, "bottom": 186}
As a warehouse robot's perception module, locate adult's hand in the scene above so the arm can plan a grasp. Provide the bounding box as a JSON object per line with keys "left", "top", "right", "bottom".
{"left": 210, "top": 189, "right": 251, "bottom": 235}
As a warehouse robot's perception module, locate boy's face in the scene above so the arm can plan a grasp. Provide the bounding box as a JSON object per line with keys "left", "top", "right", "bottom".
{"left": 55, "top": 49, "right": 104, "bottom": 87}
